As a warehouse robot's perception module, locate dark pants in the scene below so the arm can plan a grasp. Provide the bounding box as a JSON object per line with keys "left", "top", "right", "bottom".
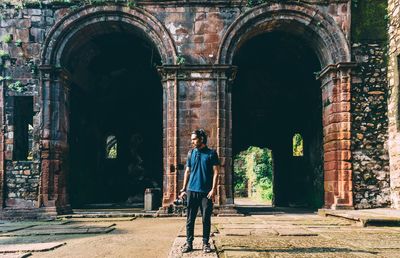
{"left": 186, "top": 191, "right": 213, "bottom": 245}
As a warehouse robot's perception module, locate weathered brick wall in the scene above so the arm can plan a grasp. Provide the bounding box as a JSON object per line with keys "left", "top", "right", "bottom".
{"left": 0, "top": 1, "right": 371, "bottom": 213}
{"left": 145, "top": 1, "right": 351, "bottom": 65}
{"left": 348, "top": 0, "right": 391, "bottom": 209}
{"left": 149, "top": 5, "right": 238, "bottom": 65}
{"left": 176, "top": 70, "right": 219, "bottom": 190}
{"left": 145, "top": 1, "right": 351, "bottom": 207}
{"left": 5, "top": 161, "right": 39, "bottom": 208}
{"left": 388, "top": 0, "right": 400, "bottom": 209}
{"left": 0, "top": 6, "right": 49, "bottom": 206}
{"left": 351, "top": 43, "right": 390, "bottom": 208}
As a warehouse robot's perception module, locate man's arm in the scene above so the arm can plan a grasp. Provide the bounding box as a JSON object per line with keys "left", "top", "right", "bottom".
{"left": 207, "top": 165, "right": 219, "bottom": 199}
{"left": 179, "top": 166, "right": 190, "bottom": 198}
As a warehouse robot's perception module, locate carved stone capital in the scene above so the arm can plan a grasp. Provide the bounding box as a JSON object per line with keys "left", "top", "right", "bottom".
{"left": 317, "top": 62, "right": 357, "bottom": 81}
{"left": 39, "top": 66, "right": 72, "bottom": 91}
{"left": 157, "top": 65, "right": 237, "bottom": 82}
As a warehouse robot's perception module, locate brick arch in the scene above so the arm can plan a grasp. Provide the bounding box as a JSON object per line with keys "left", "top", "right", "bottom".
{"left": 37, "top": 5, "right": 176, "bottom": 213}
{"left": 217, "top": 2, "right": 350, "bottom": 67}
{"left": 217, "top": 2, "right": 355, "bottom": 209}
{"left": 41, "top": 5, "right": 177, "bottom": 66}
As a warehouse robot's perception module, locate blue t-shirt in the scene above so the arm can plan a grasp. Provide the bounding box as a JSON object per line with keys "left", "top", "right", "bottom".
{"left": 186, "top": 147, "right": 219, "bottom": 193}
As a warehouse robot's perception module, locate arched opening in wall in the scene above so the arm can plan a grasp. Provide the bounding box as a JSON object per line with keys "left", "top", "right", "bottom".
{"left": 232, "top": 31, "right": 323, "bottom": 208}
{"left": 63, "top": 22, "right": 163, "bottom": 208}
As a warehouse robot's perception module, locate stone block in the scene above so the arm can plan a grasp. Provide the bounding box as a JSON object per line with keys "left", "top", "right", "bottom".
{"left": 29, "top": 28, "right": 45, "bottom": 43}
{"left": 27, "top": 9, "right": 42, "bottom": 16}
{"left": 0, "top": 19, "right": 16, "bottom": 28}
{"left": 15, "top": 29, "right": 29, "bottom": 42}
{"left": 30, "top": 16, "right": 41, "bottom": 23}
{"left": 16, "top": 19, "right": 31, "bottom": 29}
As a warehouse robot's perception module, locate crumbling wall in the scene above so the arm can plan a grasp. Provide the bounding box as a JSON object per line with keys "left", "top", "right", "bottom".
{"left": 387, "top": 0, "right": 400, "bottom": 209}
{"left": 351, "top": 43, "right": 390, "bottom": 208}
{"left": 0, "top": 5, "right": 52, "bottom": 208}
{"left": 0, "top": 1, "right": 364, "bottom": 214}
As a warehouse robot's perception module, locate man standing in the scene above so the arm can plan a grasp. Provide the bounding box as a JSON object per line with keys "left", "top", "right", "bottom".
{"left": 180, "top": 129, "right": 219, "bottom": 253}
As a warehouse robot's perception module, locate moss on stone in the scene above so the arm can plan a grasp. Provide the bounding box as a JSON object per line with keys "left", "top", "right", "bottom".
{"left": 352, "top": 0, "right": 388, "bottom": 42}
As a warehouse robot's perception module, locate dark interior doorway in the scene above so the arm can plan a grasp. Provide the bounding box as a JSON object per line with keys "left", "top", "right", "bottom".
{"left": 232, "top": 31, "right": 324, "bottom": 208}
{"left": 64, "top": 23, "right": 163, "bottom": 208}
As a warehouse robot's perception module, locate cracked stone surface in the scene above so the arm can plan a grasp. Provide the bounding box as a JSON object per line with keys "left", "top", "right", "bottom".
{"left": 0, "top": 242, "right": 65, "bottom": 253}
{"left": 0, "top": 210, "right": 398, "bottom": 257}
{"left": 168, "top": 237, "right": 218, "bottom": 258}
{"left": 0, "top": 223, "right": 116, "bottom": 237}
{"left": 22, "top": 217, "right": 183, "bottom": 257}
{"left": 213, "top": 213, "right": 400, "bottom": 258}
{"left": 0, "top": 254, "right": 31, "bottom": 258}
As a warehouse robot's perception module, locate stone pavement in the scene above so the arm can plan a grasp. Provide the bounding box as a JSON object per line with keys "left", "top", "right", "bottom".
{"left": 168, "top": 222, "right": 219, "bottom": 258}
{"left": 211, "top": 212, "right": 400, "bottom": 257}
{"left": 0, "top": 217, "right": 182, "bottom": 257}
{"left": 0, "top": 219, "right": 118, "bottom": 257}
{"left": 320, "top": 208, "right": 400, "bottom": 226}
{"left": 0, "top": 210, "right": 398, "bottom": 257}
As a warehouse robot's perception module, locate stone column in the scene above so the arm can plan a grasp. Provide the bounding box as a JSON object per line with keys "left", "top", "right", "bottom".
{"left": 158, "top": 66, "right": 179, "bottom": 207}
{"left": 318, "top": 62, "right": 356, "bottom": 209}
{"left": 38, "top": 66, "right": 71, "bottom": 214}
{"left": 217, "top": 65, "right": 237, "bottom": 207}
{"left": 158, "top": 65, "right": 236, "bottom": 208}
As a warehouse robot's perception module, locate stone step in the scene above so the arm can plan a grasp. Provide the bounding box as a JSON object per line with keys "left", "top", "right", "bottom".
{"left": 319, "top": 208, "right": 400, "bottom": 227}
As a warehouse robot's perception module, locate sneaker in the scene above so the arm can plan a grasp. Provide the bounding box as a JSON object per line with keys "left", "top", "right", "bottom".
{"left": 203, "top": 243, "right": 212, "bottom": 253}
{"left": 181, "top": 242, "right": 193, "bottom": 253}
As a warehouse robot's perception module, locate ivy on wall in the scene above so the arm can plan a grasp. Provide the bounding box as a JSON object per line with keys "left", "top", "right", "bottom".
{"left": 352, "top": 0, "right": 388, "bottom": 42}
{"left": 0, "top": 32, "right": 35, "bottom": 93}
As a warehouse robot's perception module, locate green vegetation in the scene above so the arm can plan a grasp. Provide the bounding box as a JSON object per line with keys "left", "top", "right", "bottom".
{"left": 26, "top": 59, "right": 38, "bottom": 75}
{"left": 107, "top": 144, "right": 117, "bottom": 158}
{"left": 293, "top": 133, "right": 303, "bottom": 156}
{"left": 0, "top": 50, "right": 10, "bottom": 61}
{"left": 8, "top": 80, "right": 27, "bottom": 92}
{"left": 234, "top": 146, "right": 273, "bottom": 201}
{"left": 127, "top": 0, "right": 136, "bottom": 8}
{"left": 15, "top": 39, "right": 22, "bottom": 47}
{"left": 246, "top": 0, "right": 267, "bottom": 7}
{"left": 176, "top": 55, "right": 186, "bottom": 66}
{"left": 2, "top": 34, "right": 12, "bottom": 44}
{"left": 351, "top": 0, "right": 388, "bottom": 41}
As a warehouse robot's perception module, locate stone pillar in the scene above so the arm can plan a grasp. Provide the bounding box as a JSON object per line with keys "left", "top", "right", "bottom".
{"left": 318, "top": 63, "right": 356, "bottom": 209}
{"left": 158, "top": 65, "right": 236, "bottom": 208}
{"left": 217, "top": 66, "right": 237, "bottom": 207}
{"left": 38, "top": 66, "right": 71, "bottom": 214}
{"left": 158, "top": 66, "right": 179, "bottom": 207}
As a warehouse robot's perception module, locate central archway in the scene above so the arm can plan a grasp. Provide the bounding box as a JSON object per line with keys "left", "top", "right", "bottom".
{"left": 218, "top": 2, "right": 353, "bottom": 209}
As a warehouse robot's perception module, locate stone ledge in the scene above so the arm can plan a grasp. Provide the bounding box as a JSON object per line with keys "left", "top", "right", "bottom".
{"left": 318, "top": 208, "right": 400, "bottom": 227}
{"left": 0, "top": 208, "right": 57, "bottom": 220}
{"left": 0, "top": 242, "right": 65, "bottom": 253}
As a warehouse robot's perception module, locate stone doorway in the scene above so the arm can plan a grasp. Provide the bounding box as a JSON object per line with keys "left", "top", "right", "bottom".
{"left": 61, "top": 23, "right": 163, "bottom": 208}
{"left": 232, "top": 32, "right": 324, "bottom": 208}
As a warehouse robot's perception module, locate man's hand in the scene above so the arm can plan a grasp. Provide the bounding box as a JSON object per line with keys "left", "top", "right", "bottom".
{"left": 207, "top": 189, "right": 215, "bottom": 199}
{"left": 179, "top": 189, "right": 186, "bottom": 199}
